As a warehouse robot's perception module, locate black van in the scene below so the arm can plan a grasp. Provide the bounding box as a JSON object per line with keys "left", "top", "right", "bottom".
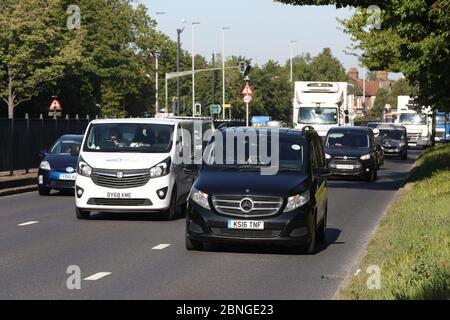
{"left": 324, "top": 126, "right": 380, "bottom": 181}
{"left": 184, "top": 127, "right": 330, "bottom": 254}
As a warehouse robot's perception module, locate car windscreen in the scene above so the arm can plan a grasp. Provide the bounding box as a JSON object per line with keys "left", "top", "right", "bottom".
{"left": 83, "top": 123, "right": 174, "bottom": 153}
{"left": 298, "top": 107, "right": 337, "bottom": 125}
{"left": 379, "top": 129, "right": 405, "bottom": 141}
{"left": 325, "top": 131, "right": 369, "bottom": 149}
{"left": 205, "top": 134, "right": 304, "bottom": 170}
{"left": 49, "top": 138, "right": 82, "bottom": 154}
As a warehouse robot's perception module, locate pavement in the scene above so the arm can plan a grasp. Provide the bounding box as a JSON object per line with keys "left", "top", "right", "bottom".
{"left": 0, "top": 151, "right": 420, "bottom": 299}
{"left": 0, "top": 169, "right": 38, "bottom": 197}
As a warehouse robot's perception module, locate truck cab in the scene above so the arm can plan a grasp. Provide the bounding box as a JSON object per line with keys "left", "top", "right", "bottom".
{"left": 293, "top": 82, "right": 354, "bottom": 139}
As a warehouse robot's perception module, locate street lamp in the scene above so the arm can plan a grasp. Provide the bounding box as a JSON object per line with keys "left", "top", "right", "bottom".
{"left": 222, "top": 27, "right": 230, "bottom": 119}
{"left": 176, "top": 19, "right": 187, "bottom": 115}
{"left": 154, "top": 12, "right": 165, "bottom": 114}
{"left": 192, "top": 22, "right": 200, "bottom": 118}
{"left": 289, "top": 40, "right": 297, "bottom": 83}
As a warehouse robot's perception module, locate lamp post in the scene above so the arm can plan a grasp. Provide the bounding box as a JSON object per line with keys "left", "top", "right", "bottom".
{"left": 222, "top": 27, "right": 230, "bottom": 119}
{"left": 289, "top": 40, "right": 297, "bottom": 83}
{"left": 154, "top": 12, "right": 165, "bottom": 114}
{"left": 176, "top": 19, "right": 186, "bottom": 115}
{"left": 191, "top": 22, "right": 200, "bottom": 117}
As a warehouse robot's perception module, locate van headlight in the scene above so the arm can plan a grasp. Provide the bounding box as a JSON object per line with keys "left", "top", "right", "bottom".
{"left": 39, "top": 161, "right": 51, "bottom": 171}
{"left": 325, "top": 153, "right": 331, "bottom": 160}
{"left": 190, "top": 187, "right": 210, "bottom": 209}
{"left": 360, "top": 154, "right": 371, "bottom": 160}
{"left": 77, "top": 161, "right": 92, "bottom": 177}
{"left": 284, "top": 191, "right": 310, "bottom": 212}
{"left": 149, "top": 157, "right": 171, "bottom": 178}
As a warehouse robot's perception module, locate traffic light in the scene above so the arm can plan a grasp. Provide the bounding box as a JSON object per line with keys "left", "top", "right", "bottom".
{"left": 240, "top": 61, "right": 251, "bottom": 76}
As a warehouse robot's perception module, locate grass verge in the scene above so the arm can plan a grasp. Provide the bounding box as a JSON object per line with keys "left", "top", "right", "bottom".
{"left": 338, "top": 144, "right": 450, "bottom": 300}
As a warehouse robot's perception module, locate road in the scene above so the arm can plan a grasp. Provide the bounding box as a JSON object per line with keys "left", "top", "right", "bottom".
{"left": 0, "top": 150, "right": 420, "bottom": 299}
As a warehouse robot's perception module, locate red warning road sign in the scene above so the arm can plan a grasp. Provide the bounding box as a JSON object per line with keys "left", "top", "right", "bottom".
{"left": 48, "top": 99, "right": 62, "bottom": 111}
{"left": 241, "top": 83, "right": 254, "bottom": 95}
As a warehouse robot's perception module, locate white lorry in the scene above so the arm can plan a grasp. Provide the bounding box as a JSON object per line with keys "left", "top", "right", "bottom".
{"left": 396, "top": 96, "right": 432, "bottom": 148}
{"left": 293, "top": 82, "right": 355, "bottom": 138}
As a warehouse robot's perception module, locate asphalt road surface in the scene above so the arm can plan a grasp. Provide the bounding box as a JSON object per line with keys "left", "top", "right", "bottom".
{"left": 0, "top": 150, "right": 421, "bottom": 299}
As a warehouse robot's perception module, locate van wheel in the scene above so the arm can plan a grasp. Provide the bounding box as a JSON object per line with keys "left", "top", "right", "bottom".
{"left": 38, "top": 187, "right": 50, "bottom": 196}
{"left": 162, "top": 186, "right": 177, "bottom": 220}
{"left": 366, "top": 168, "right": 377, "bottom": 182}
{"left": 402, "top": 151, "right": 408, "bottom": 160}
{"left": 316, "top": 208, "right": 327, "bottom": 243}
{"left": 301, "top": 218, "right": 317, "bottom": 255}
{"left": 76, "top": 207, "right": 90, "bottom": 220}
{"left": 185, "top": 236, "right": 203, "bottom": 251}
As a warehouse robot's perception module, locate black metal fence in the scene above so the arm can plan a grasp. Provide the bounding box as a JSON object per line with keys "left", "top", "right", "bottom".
{"left": 0, "top": 117, "right": 246, "bottom": 173}
{"left": 0, "top": 118, "right": 90, "bottom": 173}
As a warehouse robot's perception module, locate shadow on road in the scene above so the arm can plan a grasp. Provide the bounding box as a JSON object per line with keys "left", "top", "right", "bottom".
{"left": 87, "top": 207, "right": 186, "bottom": 222}
{"left": 202, "top": 228, "right": 342, "bottom": 256}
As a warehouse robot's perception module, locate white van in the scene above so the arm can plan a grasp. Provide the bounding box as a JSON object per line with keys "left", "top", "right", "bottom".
{"left": 74, "top": 118, "right": 213, "bottom": 220}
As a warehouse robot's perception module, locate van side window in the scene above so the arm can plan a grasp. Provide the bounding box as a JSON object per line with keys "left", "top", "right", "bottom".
{"left": 314, "top": 134, "right": 326, "bottom": 168}
{"left": 181, "top": 122, "right": 195, "bottom": 158}
{"left": 309, "top": 139, "right": 318, "bottom": 172}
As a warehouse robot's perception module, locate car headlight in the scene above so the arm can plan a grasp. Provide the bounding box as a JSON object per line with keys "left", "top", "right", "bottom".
{"left": 149, "top": 157, "right": 171, "bottom": 178}
{"left": 325, "top": 153, "right": 331, "bottom": 160}
{"left": 39, "top": 161, "right": 51, "bottom": 171}
{"left": 190, "top": 187, "right": 210, "bottom": 209}
{"left": 399, "top": 142, "right": 405, "bottom": 147}
{"left": 360, "top": 154, "right": 371, "bottom": 160}
{"left": 77, "top": 161, "right": 92, "bottom": 177}
{"left": 284, "top": 190, "right": 310, "bottom": 213}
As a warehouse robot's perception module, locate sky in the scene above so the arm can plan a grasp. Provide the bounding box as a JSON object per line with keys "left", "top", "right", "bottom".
{"left": 139, "top": 0, "right": 364, "bottom": 74}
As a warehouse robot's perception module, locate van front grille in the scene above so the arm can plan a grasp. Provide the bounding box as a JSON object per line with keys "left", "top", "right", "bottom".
{"left": 87, "top": 198, "right": 152, "bottom": 206}
{"left": 212, "top": 195, "right": 283, "bottom": 217}
{"left": 91, "top": 168, "right": 150, "bottom": 189}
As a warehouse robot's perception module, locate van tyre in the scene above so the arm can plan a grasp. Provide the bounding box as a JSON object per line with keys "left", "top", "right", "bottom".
{"left": 162, "top": 186, "right": 177, "bottom": 220}
{"left": 316, "top": 208, "right": 327, "bottom": 243}
{"left": 402, "top": 151, "right": 408, "bottom": 160}
{"left": 38, "top": 187, "right": 50, "bottom": 196}
{"left": 301, "top": 217, "right": 317, "bottom": 255}
{"left": 366, "top": 168, "right": 377, "bottom": 182}
{"left": 185, "top": 236, "right": 203, "bottom": 251}
{"left": 76, "top": 207, "right": 90, "bottom": 220}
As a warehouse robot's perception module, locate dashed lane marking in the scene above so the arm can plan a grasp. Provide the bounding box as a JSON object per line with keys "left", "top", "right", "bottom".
{"left": 17, "top": 221, "right": 39, "bottom": 227}
{"left": 152, "top": 244, "right": 171, "bottom": 250}
{"left": 84, "top": 272, "right": 111, "bottom": 281}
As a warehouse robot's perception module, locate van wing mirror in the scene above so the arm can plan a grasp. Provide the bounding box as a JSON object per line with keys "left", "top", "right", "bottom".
{"left": 183, "top": 164, "right": 199, "bottom": 176}
{"left": 39, "top": 149, "right": 47, "bottom": 159}
{"left": 315, "top": 167, "right": 331, "bottom": 177}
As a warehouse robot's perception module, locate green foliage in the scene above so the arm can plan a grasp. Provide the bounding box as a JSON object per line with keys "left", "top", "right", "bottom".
{"left": 0, "top": 0, "right": 84, "bottom": 118}
{"left": 277, "top": 0, "right": 450, "bottom": 110}
{"left": 338, "top": 144, "right": 450, "bottom": 300}
{"left": 367, "top": 87, "right": 388, "bottom": 120}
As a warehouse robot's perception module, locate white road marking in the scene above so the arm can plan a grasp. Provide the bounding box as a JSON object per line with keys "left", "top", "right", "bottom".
{"left": 17, "top": 221, "right": 39, "bottom": 226}
{"left": 152, "top": 243, "right": 171, "bottom": 250}
{"left": 84, "top": 272, "right": 111, "bottom": 281}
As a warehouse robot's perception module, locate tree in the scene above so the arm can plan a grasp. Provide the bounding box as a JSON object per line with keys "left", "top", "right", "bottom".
{"left": 368, "top": 87, "right": 389, "bottom": 120}
{"left": 0, "top": 0, "right": 83, "bottom": 118}
{"left": 386, "top": 78, "right": 417, "bottom": 110}
{"left": 276, "top": 0, "right": 450, "bottom": 110}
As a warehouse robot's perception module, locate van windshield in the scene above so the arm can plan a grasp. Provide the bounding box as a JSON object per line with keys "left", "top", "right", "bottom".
{"left": 298, "top": 107, "right": 337, "bottom": 125}
{"left": 379, "top": 129, "right": 405, "bottom": 141}
{"left": 83, "top": 123, "right": 174, "bottom": 153}
{"left": 325, "top": 131, "right": 369, "bottom": 149}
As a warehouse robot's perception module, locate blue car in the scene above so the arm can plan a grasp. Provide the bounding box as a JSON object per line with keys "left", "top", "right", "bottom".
{"left": 37, "top": 135, "right": 84, "bottom": 195}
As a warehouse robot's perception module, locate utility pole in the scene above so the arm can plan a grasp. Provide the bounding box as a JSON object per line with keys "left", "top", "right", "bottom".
{"left": 211, "top": 51, "right": 216, "bottom": 105}
{"left": 222, "top": 27, "right": 230, "bottom": 119}
{"left": 176, "top": 19, "right": 186, "bottom": 116}
{"left": 191, "top": 22, "right": 200, "bottom": 118}
{"left": 289, "top": 40, "right": 297, "bottom": 83}
{"left": 155, "top": 12, "right": 165, "bottom": 114}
